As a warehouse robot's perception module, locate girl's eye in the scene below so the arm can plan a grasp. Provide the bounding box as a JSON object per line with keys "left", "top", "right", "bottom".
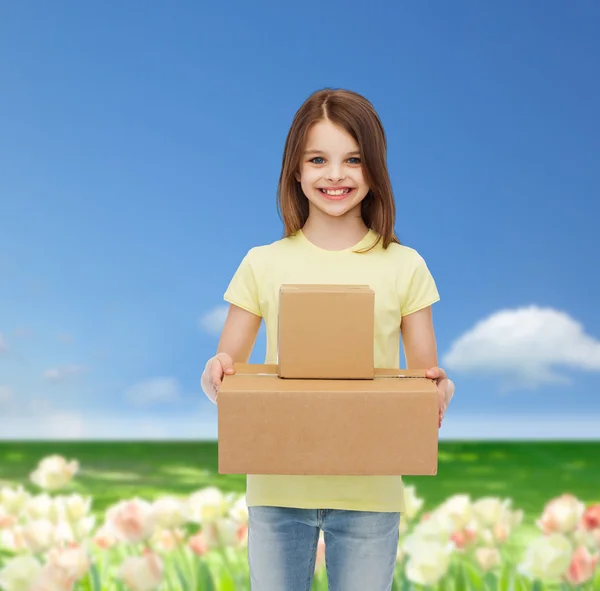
{"left": 309, "top": 157, "right": 361, "bottom": 164}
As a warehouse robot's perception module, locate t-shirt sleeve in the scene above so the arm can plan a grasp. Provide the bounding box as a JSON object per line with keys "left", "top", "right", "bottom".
{"left": 223, "top": 249, "right": 263, "bottom": 317}
{"left": 400, "top": 252, "right": 440, "bottom": 317}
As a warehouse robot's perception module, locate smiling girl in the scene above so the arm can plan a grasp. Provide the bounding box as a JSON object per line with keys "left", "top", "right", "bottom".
{"left": 201, "top": 88, "right": 454, "bottom": 591}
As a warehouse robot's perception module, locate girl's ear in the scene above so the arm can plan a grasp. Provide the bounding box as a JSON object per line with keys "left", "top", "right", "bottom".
{"left": 294, "top": 171, "right": 301, "bottom": 182}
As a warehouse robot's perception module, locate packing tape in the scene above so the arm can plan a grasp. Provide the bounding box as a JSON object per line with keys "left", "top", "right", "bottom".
{"left": 231, "top": 373, "right": 429, "bottom": 379}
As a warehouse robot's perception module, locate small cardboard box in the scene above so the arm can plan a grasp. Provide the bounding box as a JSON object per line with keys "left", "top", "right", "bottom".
{"left": 277, "top": 284, "right": 375, "bottom": 379}
{"left": 218, "top": 364, "right": 439, "bottom": 476}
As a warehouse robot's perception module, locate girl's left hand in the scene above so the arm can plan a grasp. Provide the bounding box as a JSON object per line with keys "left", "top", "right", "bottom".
{"left": 425, "top": 367, "right": 455, "bottom": 428}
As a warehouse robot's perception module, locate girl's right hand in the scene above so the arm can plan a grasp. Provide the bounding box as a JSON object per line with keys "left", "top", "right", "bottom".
{"left": 201, "top": 352, "right": 235, "bottom": 404}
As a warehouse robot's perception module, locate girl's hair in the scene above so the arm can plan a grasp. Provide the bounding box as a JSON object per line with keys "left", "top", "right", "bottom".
{"left": 276, "top": 88, "right": 400, "bottom": 250}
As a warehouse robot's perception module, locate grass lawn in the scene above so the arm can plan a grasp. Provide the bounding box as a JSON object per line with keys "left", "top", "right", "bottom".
{"left": 1, "top": 440, "right": 599, "bottom": 588}
{"left": 1, "top": 440, "right": 598, "bottom": 521}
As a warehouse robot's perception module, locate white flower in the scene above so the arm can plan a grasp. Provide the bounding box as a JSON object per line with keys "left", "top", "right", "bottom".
{"left": 475, "top": 547, "right": 501, "bottom": 571}
{"left": 187, "top": 487, "right": 229, "bottom": 524}
{"left": 117, "top": 551, "right": 164, "bottom": 591}
{"left": 537, "top": 494, "right": 586, "bottom": 535}
{"left": 205, "top": 517, "right": 240, "bottom": 547}
{"left": 405, "top": 540, "right": 452, "bottom": 585}
{"left": 105, "top": 498, "right": 156, "bottom": 544}
{"left": 436, "top": 494, "right": 473, "bottom": 530}
{"left": 402, "top": 513, "right": 452, "bottom": 555}
{"left": 0, "top": 556, "right": 42, "bottom": 591}
{"left": 0, "top": 486, "right": 30, "bottom": 516}
{"left": 403, "top": 485, "right": 425, "bottom": 521}
{"left": 472, "top": 497, "right": 510, "bottom": 528}
{"left": 25, "top": 494, "right": 60, "bottom": 523}
{"left": 29, "top": 455, "right": 79, "bottom": 491}
{"left": 518, "top": 532, "right": 573, "bottom": 582}
{"left": 46, "top": 544, "right": 91, "bottom": 580}
{"left": 57, "top": 493, "right": 92, "bottom": 522}
{"left": 228, "top": 495, "right": 248, "bottom": 525}
{"left": 21, "top": 519, "right": 56, "bottom": 554}
{"left": 151, "top": 527, "right": 185, "bottom": 552}
{"left": 152, "top": 496, "right": 188, "bottom": 529}
{"left": 0, "top": 527, "right": 26, "bottom": 552}
{"left": 0, "top": 505, "right": 17, "bottom": 529}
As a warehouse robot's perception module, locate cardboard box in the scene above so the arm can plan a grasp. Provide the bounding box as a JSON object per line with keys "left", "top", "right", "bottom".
{"left": 277, "top": 284, "right": 375, "bottom": 379}
{"left": 218, "top": 364, "right": 439, "bottom": 476}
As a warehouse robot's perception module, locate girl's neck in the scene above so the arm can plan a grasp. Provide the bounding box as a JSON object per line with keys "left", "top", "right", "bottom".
{"left": 301, "top": 208, "right": 369, "bottom": 251}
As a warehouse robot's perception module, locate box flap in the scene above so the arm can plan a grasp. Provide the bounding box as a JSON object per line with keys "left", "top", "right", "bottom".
{"left": 280, "top": 284, "right": 373, "bottom": 293}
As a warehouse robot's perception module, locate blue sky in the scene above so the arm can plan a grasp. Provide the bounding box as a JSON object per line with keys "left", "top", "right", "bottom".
{"left": 1, "top": 1, "right": 599, "bottom": 440}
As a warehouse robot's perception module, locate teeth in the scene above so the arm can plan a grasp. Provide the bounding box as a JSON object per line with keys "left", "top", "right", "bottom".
{"left": 322, "top": 189, "right": 350, "bottom": 196}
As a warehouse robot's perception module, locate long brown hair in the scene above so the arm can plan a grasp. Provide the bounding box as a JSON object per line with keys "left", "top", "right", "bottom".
{"left": 276, "top": 88, "right": 400, "bottom": 250}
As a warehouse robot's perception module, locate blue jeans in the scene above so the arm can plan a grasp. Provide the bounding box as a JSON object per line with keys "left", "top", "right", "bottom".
{"left": 248, "top": 506, "right": 400, "bottom": 590}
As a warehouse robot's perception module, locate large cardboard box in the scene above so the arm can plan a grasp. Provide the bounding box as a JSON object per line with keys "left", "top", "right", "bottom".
{"left": 218, "top": 364, "right": 439, "bottom": 476}
{"left": 277, "top": 284, "right": 374, "bottom": 379}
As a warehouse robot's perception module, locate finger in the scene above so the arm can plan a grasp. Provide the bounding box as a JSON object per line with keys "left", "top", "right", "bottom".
{"left": 216, "top": 353, "right": 236, "bottom": 374}
{"left": 427, "top": 367, "right": 447, "bottom": 380}
{"left": 210, "top": 362, "right": 224, "bottom": 389}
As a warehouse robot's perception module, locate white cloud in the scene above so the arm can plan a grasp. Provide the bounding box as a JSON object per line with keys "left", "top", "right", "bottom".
{"left": 199, "top": 305, "right": 228, "bottom": 335}
{"left": 43, "top": 365, "right": 87, "bottom": 382}
{"left": 125, "top": 377, "right": 181, "bottom": 406}
{"left": 442, "top": 306, "right": 600, "bottom": 389}
{"left": 0, "top": 386, "right": 14, "bottom": 405}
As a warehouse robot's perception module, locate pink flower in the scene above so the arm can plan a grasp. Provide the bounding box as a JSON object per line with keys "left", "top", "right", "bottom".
{"left": 237, "top": 524, "right": 248, "bottom": 546}
{"left": 189, "top": 532, "right": 210, "bottom": 556}
{"left": 105, "top": 499, "right": 155, "bottom": 544}
{"left": 29, "top": 564, "right": 76, "bottom": 591}
{"left": 493, "top": 522, "right": 510, "bottom": 544}
{"left": 314, "top": 533, "right": 326, "bottom": 571}
{"left": 565, "top": 546, "right": 599, "bottom": 585}
{"left": 47, "top": 544, "right": 91, "bottom": 581}
{"left": 450, "top": 527, "right": 477, "bottom": 550}
{"left": 580, "top": 504, "right": 600, "bottom": 531}
{"left": 117, "top": 550, "right": 163, "bottom": 591}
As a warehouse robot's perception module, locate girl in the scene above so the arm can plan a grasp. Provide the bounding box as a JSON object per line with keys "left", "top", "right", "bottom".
{"left": 201, "top": 88, "right": 455, "bottom": 591}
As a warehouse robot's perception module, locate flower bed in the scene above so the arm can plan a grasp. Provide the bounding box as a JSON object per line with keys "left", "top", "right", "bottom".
{"left": 0, "top": 455, "right": 599, "bottom": 590}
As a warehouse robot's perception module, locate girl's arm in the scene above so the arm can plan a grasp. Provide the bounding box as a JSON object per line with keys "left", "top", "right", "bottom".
{"left": 401, "top": 306, "right": 453, "bottom": 427}
{"left": 400, "top": 305, "right": 438, "bottom": 369}
{"left": 217, "top": 304, "right": 262, "bottom": 362}
{"left": 201, "top": 304, "right": 262, "bottom": 402}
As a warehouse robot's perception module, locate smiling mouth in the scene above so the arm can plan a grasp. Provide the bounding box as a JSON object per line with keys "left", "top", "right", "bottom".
{"left": 318, "top": 188, "right": 354, "bottom": 199}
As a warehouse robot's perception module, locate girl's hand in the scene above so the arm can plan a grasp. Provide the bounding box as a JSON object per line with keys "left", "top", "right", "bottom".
{"left": 425, "top": 367, "right": 455, "bottom": 428}
{"left": 201, "top": 352, "right": 235, "bottom": 404}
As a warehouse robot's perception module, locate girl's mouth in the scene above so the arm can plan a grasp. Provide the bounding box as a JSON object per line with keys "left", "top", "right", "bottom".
{"left": 318, "top": 188, "right": 354, "bottom": 200}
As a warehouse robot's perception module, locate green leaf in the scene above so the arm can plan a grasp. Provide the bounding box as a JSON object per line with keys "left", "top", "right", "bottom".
{"left": 218, "top": 573, "right": 237, "bottom": 591}
{"left": 454, "top": 561, "right": 468, "bottom": 591}
{"left": 463, "top": 561, "right": 484, "bottom": 591}
{"left": 197, "top": 559, "right": 216, "bottom": 591}
{"left": 89, "top": 563, "right": 102, "bottom": 591}
{"left": 498, "top": 565, "right": 511, "bottom": 591}
{"left": 175, "top": 562, "right": 189, "bottom": 590}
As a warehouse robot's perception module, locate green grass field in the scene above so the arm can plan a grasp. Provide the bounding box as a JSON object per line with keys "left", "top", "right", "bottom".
{"left": 1, "top": 441, "right": 599, "bottom": 589}
{"left": 1, "top": 440, "right": 598, "bottom": 520}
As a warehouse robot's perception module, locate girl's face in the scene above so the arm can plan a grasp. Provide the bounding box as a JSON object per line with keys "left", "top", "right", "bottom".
{"left": 295, "top": 119, "right": 370, "bottom": 220}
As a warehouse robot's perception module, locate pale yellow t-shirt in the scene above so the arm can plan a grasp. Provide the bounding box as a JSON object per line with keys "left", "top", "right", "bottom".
{"left": 222, "top": 229, "right": 440, "bottom": 513}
